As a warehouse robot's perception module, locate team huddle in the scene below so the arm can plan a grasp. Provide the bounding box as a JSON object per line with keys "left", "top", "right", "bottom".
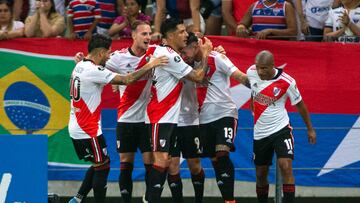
{"left": 68, "top": 18, "right": 316, "bottom": 203}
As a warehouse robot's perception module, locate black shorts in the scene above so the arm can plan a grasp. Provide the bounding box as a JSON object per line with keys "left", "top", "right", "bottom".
{"left": 116, "top": 122, "right": 151, "bottom": 153}
{"left": 171, "top": 125, "right": 202, "bottom": 158}
{"left": 200, "top": 117, "right": 238, "bottom": 158}
{"left": 148, "top": 123, "right": 177, "bottom": 153}
{"left": 71, "top": 135, "right": 109, "bottom": 164}
{"left": 253, "top": 125, "right": 294, "bottom": 166}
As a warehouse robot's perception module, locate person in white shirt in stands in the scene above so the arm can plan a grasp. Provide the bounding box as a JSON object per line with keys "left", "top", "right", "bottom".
{"left": 0, "top": 0, "right": 24, "bottom": 40}
{"left": 68, "top": 34, "right": 168, "bottom": 203}
{"left": 247, "top": 50, "right": 316, "bottom": 203}
{"left": 323, "top": 0, "right": 360, "bottom": 43}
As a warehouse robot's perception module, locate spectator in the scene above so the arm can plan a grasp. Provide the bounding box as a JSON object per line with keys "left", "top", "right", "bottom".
{"left": 108, "top": 0, "right": 150, "bottom": 38}
{"left": 237, "top": 0, "right": 297, "bottom": 40}
{"left": 29, "top": 0, "right": 65, "bottom": 16}
{"left": 24, "top": 0, "right": 65, "bottom": 37}
{"left": 0, "top": 0, "right": 24, "bottom": 40}
{"left": 222, "top": 0, "right": 254, "bottom": 35}
{"left": 295, "top": 0, "right": 334, "bottom": 41}
{"left": 324, "top": 0, "right": 360, "bottom": 43}
{"left": 201, "top": 0, "right": 223, "bottom": 35}
{"left": 152, "top": 0, "right": 205, "bottom": 40}
{"left": 96, "top": 0, "right": 119, "bottom": 35}
{"left": 67, "top": 0, "right": 101, "bottom": 40}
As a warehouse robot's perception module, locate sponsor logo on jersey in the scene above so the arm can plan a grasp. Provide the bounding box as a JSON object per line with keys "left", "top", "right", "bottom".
{"left": 174, "top": 56, "right": 181, "bottom": 63}
{"left": 252, "top": 91, "right": 276, "bottom": 106}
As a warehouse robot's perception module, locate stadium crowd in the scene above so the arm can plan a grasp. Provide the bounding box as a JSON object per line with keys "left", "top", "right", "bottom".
{"left": 1, "top": 0, "right": 360, "bottom": 43}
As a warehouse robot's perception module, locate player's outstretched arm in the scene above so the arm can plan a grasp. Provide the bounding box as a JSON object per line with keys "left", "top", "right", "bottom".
{"left": 231, "top": 70, "right": 250, "bottom": 88}
{"left": 296, "top": 100, "right": 316, "bottom": 144}
{"left": 110, "top": 55, "right": 168, "bottom": 85}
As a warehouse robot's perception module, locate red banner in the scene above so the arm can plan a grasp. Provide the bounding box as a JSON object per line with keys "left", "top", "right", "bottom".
{"left": 1, "top": 37, "right": 359, "bottom": 114}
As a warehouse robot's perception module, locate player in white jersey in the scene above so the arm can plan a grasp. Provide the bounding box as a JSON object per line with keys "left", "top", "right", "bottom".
{"left": 145, "top": 18, "right": 213, "bottom": 203}
{"left": 323, "top": 0, "right": 360, "bottom": 43}
{"left": 181, "top": 34, "right": 249, "bottom": 203}
{"left": 68, "top": 34, "right": 168, "bottom": 203}
{"left": 104, "top": 21, "right": 158, "bottom": 203}
{"left": 247, "top": 50, "right": 316, "bottom": 203}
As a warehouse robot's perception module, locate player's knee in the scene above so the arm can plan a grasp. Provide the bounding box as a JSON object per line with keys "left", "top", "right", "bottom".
{"left": 153, "top": 152, "right": 171, "bottom": 168}
{"left": 168, "top": 158, "right": 180, "bottom": 174}
{"left": 92, "top": 157, "right": 110, "bottom": 168}
{"left": 187, "top": 158, "right": 201, "bottom": 174}
{"left": 120, "top": 153, "right": 135, "bottom": 163}
{"left": 215, "top": 150, "right": 229, "bottom": 159}
{"left": 278, "top": 159, "right": 292, "bottom": 174}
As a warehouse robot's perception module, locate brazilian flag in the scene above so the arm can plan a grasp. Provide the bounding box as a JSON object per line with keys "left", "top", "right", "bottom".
{"left": 0, "top": 48, "right": 87, "bottom": 166}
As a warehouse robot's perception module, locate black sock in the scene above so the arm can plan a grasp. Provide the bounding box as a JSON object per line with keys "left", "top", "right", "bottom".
{"left": 119, "top": 162, "right": 133, "bottom": 203}
{"left": 283, "top": 184, "right": 295, "bottom": 203}
{"left": 191, "top": 168, "right": 205, "bottom": 203}
{"left": 76, "top": 166, "right": 94, "bottom": 200}
{"left": 256, "top": 184, "right": 269, "bottom": 203}
{"left": 214, "top": 151, "right": 235, "bottom": 201}
{"left": 92, "top": 164, "right": 110, "bottom": 203}
{"left": 148, "top": 165, "right": 167, "bottom": 203}
{"left": 144, "top": 164, "right": 152, "bottom": 201}
{"left": 167, "top": 173, "right": 183, "bottom": 203}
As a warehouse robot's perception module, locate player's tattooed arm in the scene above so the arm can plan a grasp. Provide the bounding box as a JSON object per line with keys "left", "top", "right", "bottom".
{"left": 111, "top": 55, "right": 168, "bottom": 85}
{"left": 231, "top": 70, "right": 250, "bottom": 88}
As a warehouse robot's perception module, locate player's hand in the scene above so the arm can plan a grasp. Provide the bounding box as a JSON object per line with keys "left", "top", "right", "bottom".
{"left": 74, "top": 52, "right": 85, "bottom": 63}
{"left": 148, "top": 55, "right": 169, "bottom": 68}
{"left": 256, "top": 29, "right": 272, "bottom": 40}
{"left": 111, "top": 85, "right": 119, "bottom": 92}
{"left": 307, "top": 128, "right": 316, "bottom": 144}
{"left": 214, "top": 45, "right": 226, "bottom": 55}
{"left": 151, "top": 32, "right": 162, "bottom": 41}
{"left": 199, "top": 37, "right": 213, "bottom": 58}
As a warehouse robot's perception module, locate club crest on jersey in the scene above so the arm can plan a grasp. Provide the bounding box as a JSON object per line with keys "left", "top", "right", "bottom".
{"left": 174, "top": 56, "right": 181, "bottom": 63}
{"left": 160, "top": 139, "right": 166, "bottom": 147}
{"left": 145, "top": 56, "right": 150, "bottom": 62}
{"left": 273, "top": 87, "right": 281, "bottom": 97}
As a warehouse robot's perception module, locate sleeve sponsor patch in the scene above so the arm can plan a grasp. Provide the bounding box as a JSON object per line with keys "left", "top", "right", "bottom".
{"left": 174, "top": 56, "right": 181, "bottom": 63}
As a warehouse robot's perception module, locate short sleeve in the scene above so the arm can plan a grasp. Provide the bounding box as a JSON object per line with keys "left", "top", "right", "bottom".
{"left": 87, "top": 66, "right": 117, "bottom": 84}
{"left": 215, "top": 53, "right": 238, "bottom": 76}
{"left": 105, "top": 51, "right": 123, "bottom": 73}
{"left": 287, "top": 80, "right": 302, "bottom": 105}
{"left": 13, "top": 21, "right": 24, "bottom": 30}
{"left": 324, "top": 9, "right": 333, "bottom": 28}
{"left": 94, "top": 2, "right": 101, "bottom": 18}
{"left": 114, "top": 16, "right": 125, "bottom": 24}
{"left": 67, "top": 2, "right": 73, "bottom": 17}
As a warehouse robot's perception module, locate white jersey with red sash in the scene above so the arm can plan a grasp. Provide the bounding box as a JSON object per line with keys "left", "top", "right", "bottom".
{"left": 68, "top": 59, "right": 116, "bottom": 139}
{"left": 197, "top": 51, "right": 238, "bottom": 124}
{"left": 106, "top": 45, "right": 156, "bottom": 122}
{"left": 145, "top": 45, "right": 193, "bottom": 124}
{"left": 247, "top": 65, "right": 302, "bottom": 140}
